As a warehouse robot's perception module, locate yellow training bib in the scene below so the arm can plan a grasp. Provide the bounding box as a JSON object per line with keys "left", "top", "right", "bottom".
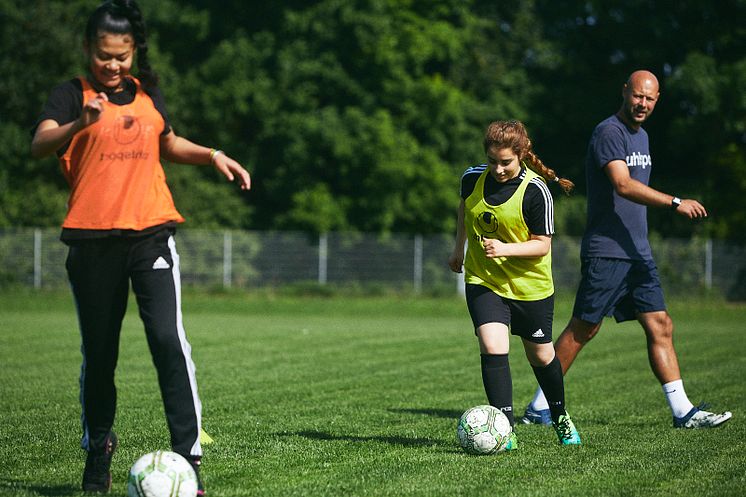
{"left": 463, "top": 167, "right": 553, "bottom": 300}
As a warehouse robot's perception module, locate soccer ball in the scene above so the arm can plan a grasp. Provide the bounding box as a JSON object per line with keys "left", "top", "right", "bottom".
{"left": 127, "top": 450, "right": 198, "bottom": 497}
{"left": 457, "top": 405, "right": 512, "bottom": 455}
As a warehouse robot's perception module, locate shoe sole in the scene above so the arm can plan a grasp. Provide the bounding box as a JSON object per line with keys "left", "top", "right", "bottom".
{"left": 676, "top": 411, "right": 733, "bottom": 429}
{"left": 520, "top": 417, "right": 551, "bottom": 425}
{"left": 692, "top": 412, "right": 733, "bottom": 429}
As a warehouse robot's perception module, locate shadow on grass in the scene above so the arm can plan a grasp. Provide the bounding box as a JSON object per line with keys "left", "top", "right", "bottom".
{"left": 388, "top": 407, "right": 462, "bottom": 420}
{"left": 0, "top": 479, "right": 80, "bottom": 496}
{"left": 280, "top": 430, "right": 443, "bottom": 448}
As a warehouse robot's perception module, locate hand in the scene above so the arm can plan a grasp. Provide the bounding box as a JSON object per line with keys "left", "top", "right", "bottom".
{"left": 448, "top": 251, "right": 464, "bottom": 273}
{"left": 676, "top": 199, "right": 707, "bottom": 219}
{"left": 482, "top": 237, "right": 507, "bottom": 258}
{"left": 213, "top": 153, "right": 252, "bottom": 190}
{"left": 78, "top": 92, "right": 108, "bottom": 129}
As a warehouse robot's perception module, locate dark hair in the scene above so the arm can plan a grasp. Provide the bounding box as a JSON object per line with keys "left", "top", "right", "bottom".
{"left": 483, "top": 120, "right": 574, "bottom": 195}
{"left": 85, "top": 0, "right": 158, "bottom": 89}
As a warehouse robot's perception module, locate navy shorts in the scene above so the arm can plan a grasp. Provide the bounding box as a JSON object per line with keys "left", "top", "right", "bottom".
{"left": 572, "top": 257, "right": 667, "bottom": 324}
{"left": 465, "top": 284, "right": 554, "bottom": 343}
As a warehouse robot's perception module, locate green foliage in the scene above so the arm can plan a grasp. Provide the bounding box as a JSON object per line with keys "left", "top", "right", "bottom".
{"left": 166, "top": 166, "right": 254, "bottom": 229}
{"left": 552, "top": 195, "right": 587, "bottom": 238}
{"left": 279, "top": 183, "right": 349, "bottom": 233}
{"left": 665, "top": 54, "right": 746, "bottom": 240}
{"left": 0, "top": 0, "right": 89, "bottom": 227}
{"left": 175, "top": 0, "right": 535, "bottom": 234}
{"left": 3, "top": 0, "right": 746, "bottom": 240}
{"left": 528, "top": 0, "right": 746, "bottom": 241}
{"left": 703, "top": 144, "right": 746, "bottom": 240}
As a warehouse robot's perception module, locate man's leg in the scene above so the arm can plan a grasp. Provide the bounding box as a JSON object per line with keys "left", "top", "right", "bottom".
{"left": 554, "top": 317, "right": 604, "bottom": 374}
{"left": 637, "top": 310, "right": 680, "bottom": 383}
{"left": 638, "top": 311, "right": 732, "bottom": 428}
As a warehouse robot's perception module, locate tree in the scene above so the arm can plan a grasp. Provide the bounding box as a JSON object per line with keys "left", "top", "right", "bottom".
{"left": 5, "top": 0, "right": 744, "bottom": 240}
{"left": 174, "top": 0, "right": 547, "bottom": 234}
{"left": 0, "top": 0, "right": 91, "bottom": 226}
{"left": 528, "top": 0, "right": 746, "bottom": 240}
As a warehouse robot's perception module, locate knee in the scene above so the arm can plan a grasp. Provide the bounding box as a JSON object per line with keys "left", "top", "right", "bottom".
{"left": 567, "top": 318, "right": 600, "bottom": 345}
{"left": 525, "top": 343, "right": 555, "bottom": 367}
{"left": 645, "top": 312, "right": 674, "bottom": 341}
{"left": 660, "top": 315, "right": 674, "bottom": 336}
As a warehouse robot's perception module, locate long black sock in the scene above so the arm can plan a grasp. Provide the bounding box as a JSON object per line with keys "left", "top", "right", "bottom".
{"left": 531, "top": 356, "right": 566, "bottom": 423}
{"left": 480, "top": 353, "right": 514, "bottom": 425}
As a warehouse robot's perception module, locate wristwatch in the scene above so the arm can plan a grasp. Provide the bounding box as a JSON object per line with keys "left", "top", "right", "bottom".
{"left": 671, "top": 197, "right": 682, "bottom": 210}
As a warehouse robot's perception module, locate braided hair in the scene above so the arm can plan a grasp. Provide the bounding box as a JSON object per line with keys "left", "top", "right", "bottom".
{"left": 483, "top": 120, "right": 574, "bottom": 195}
{"left": 85, "top": 0, "right": 159, "bottom": 89}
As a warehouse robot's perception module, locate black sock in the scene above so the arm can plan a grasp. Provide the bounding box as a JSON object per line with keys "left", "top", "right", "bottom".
{"left": 531, "top": 356, "right": 566, "bottom": 424}
{"left": 480, "top": 353, "right": 514, "bottom": 425}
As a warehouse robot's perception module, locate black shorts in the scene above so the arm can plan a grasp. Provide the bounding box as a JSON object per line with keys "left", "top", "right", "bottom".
{"left": 572, "top": 257, "right": 666, "bottom": 323}
{"left": 465, "top": 284, "right": 554, "bottom": 343}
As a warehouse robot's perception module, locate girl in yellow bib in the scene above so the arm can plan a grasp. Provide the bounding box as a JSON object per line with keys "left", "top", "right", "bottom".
{"left": 448, "top": 120, "right": 581, "bottom": 447}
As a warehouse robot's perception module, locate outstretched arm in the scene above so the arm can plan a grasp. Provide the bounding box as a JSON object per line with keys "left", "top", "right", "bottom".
{"left": 159, "top": 131, "right": 251, "bottom": 191}
{"left": 604, "top": 160, "right": 706, "bottom": 219}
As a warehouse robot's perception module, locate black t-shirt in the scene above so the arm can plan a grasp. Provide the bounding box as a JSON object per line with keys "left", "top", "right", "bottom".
{"left": 460, "top": 165, "right": 554, "bottom": 236}
{"left": 33, "top": 77, "right": 171, "bottom": 156}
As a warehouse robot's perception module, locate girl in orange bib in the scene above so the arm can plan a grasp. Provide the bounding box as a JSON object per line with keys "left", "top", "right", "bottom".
{"left": 31, "top": 1, "right": 250, "bottom": 494}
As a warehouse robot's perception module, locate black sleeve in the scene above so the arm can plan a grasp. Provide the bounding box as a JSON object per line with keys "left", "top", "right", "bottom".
{"left": 32, "top": 79, "right": 83, "bottom": 135}
{"left": 460, "top": 167, "right": 482, "bottom": 200}
{"left": 522, "top": 180, "right": 554, "bottom": 235}
{"left": 144, "top": 86, "right": 172, "bottom": 135}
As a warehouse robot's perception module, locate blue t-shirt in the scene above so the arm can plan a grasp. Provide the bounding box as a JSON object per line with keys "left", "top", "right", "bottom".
{"left": 581, "top": 114, "right": 653, "bottom": 260}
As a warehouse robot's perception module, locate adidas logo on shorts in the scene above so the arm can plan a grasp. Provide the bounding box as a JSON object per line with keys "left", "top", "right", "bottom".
{"left": 531, "top": 329, "right": 545, "bottom": 338}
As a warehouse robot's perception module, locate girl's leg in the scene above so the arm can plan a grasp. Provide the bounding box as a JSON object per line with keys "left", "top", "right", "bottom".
{"left": 523, "top": 341, "right": 566, "bottom": 423}
{"left": 66, "top": 239, "right": 129, "bottom": 452}
{"left": 478, "top": 324, "right": 514, "bottom": 424}
{"left": 130, "top": 231, "right": 202, "bottom": 459}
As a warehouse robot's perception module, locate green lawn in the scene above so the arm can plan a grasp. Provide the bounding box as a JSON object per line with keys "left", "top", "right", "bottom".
{"left": 0, "top": 290, "right": 743, "bottom": 496}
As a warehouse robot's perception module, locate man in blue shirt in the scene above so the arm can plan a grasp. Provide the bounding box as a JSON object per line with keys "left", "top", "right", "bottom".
{"left": 521, "top": 70, "right": 731, "bottom": 429}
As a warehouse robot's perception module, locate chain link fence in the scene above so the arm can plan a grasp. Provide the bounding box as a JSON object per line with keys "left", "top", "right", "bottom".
{"left": 1, "top": 228, "right": 745, "bottom": 299}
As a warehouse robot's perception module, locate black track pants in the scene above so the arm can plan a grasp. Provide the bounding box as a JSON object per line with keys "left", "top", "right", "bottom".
{"left": 66, "top": 229, "right": 202, "bottom": 458}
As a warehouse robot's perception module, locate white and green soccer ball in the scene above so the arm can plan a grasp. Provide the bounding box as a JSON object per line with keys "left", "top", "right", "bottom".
{"left": 127, "top": 450, "right": 198, "bottom": 497}
{"left": 457, "top": 405, "right": 512, "bottom": 455}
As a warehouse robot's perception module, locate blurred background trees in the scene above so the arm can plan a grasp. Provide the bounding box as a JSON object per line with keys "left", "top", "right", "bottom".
{"left": 2, "top": 0, "right": 744, "bottom": 240}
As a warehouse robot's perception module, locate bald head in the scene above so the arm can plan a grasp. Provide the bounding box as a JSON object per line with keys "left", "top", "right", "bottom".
{"left": 626, "top": 70, "right": 659, "bottom": 93}
{"left": 618, "top": 70, "right": 660, "bottom": 129}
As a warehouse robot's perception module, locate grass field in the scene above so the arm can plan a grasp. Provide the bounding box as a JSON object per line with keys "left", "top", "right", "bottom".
{"left": 0, "top": 289, "right": 744, "bottom": 496}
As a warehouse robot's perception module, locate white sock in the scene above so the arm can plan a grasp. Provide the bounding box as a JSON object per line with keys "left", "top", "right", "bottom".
{"left": 530, "top": 387, "right": 549, "bottom": 411}
{"left": 662, "top": 379, "right": 695, "bottom": 418}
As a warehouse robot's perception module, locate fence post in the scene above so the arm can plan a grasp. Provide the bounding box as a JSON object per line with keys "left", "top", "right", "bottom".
{"left": 318, "top": 233, "right": 328, "bottom": 285}
{"left": 34, "top": 228, "right": 42, "bottom": 289}
{"left": 413, "top": 234, "right": 423, "bottom": 294}
{"left": 456, "top": 240, "right": 466, "bottom": 296}
{"left": 705, "top": 238, "right": 712, "bottom": 290}
{"left": 223, "top": 230, "right": 232, "bottom": 288}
